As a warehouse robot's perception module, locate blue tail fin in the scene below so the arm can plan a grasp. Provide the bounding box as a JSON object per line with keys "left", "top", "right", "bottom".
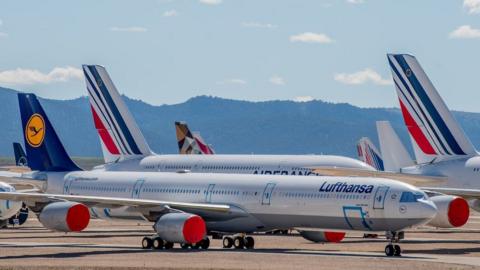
{"left": 18, "top": 93, "right": 81, "bottom": 172}
{"left": 12, "top": 142, "right": 27, "bottom": 166}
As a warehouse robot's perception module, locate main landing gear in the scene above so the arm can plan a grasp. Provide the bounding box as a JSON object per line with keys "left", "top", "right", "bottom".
{"left": 222, "top": 235, "right": 255, "bottom": 249}
{"left": 141, "top": 235, "right": 210, "bottom": 250}
{"left": 384, "top": 231, "right": 404, "bottom": 257}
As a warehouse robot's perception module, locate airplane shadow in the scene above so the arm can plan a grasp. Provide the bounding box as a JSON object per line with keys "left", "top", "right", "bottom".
{"left": 0, "top": 244, "right": 429, "bottom": 261}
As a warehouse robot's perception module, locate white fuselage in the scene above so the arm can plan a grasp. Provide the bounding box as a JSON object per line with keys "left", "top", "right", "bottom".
{"left": 45, "top": 171, "right": 436, "bottom": 233}
{"left": 401, "top": 156, "right": 480, "bottom": 189}
{"left": 94, "top": 154, "right": 375, "bottom": 176}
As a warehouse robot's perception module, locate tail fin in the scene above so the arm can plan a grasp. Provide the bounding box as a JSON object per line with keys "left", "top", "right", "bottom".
{"left": 175, "top": 121, "right": 215, "bottom": 155}
{"left": 376, "top": 121, "right": 415, "bottom": 172}
{"left": 356, "top": 137, "right": 384, "bottom": 171}
{"left": 18, "top": 93, "right": 81, "bottom": 172}
{"left": 83, "top": 65, "right": 152, "bottom": 163}
{"left": 387, "top": 54, "right": 476, "bottom": 164}
{"left": 13, "top": 142, "right": 27, "bottom": 166}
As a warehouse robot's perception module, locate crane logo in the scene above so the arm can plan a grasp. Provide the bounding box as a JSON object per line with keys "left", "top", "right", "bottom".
{"left": 25, "top": 114, "right": 45, "bottom": 147}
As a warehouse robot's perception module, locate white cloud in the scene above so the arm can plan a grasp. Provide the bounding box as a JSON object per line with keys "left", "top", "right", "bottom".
{"left": 109, "top": 26, "right": 147, "bottom": 33}
{"left": 216, "top": 78, "right": 247, "bottom": 85}
{"left": 289, "top": 32, "right": 334, "bottom": 44}
{"left": 346, "top": 0, "right": 364, "bottom": 4}
{"left": 241, "top": 22, "right": 277, "bottom": 29}
{"left": 334, "top": 68, "right": 392, "bottom": 86}
{"left": 163, "top": 10, "right": 178, "bottom": 17}
{"left": 0, "top": 66, "right": 83, "bottom": 85}
{"left": 199, "top": 0, "right": 222, "bottom": 5}
{"left": 464, "top": 0, "right": 480, "bottom": 14}
{"left": 0, "top": 32, "right": 7, "bottom": 38}
{"left": 293, "top": 96, "right": 314, "bottom": 102}
{"left": 269, "top": 75, "right": 286, "bottom": 85}
{"left": 449, "top": 25, "right": 480, "bottom": 39}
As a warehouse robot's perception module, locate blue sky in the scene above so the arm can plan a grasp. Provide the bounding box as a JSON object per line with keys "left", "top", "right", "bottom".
{"left": 0, "top": 0, "right": 480, "bottom": 111}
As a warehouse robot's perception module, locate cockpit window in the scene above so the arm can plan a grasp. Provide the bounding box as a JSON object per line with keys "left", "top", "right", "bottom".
{"left": 400, "top": 191, "right": 426, "bottom": 202}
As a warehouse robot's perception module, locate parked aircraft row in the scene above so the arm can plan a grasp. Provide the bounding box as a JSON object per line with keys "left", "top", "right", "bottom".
{"left": 0, "top": 54, "right": 472, "bottom": 257}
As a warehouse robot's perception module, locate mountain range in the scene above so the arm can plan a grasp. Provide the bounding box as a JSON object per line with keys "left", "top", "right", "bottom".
{"left": 1, "top": 86, "right": 480, "bottom": 159}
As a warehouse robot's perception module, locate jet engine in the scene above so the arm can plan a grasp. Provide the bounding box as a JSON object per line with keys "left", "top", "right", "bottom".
{"left": 0, "top": 182, "right": 23, "bottom": 221}
{"left": 299, "top": 230, "right": 346, "bottom": 243}
{"left": 38, "top": 201, "right": 90, "bottom": 232}
{"left": 154, "top": 213, "right": 206, "bottom": 244}
{"left": 427, "top": 195, "right": 469, "bottom": 228}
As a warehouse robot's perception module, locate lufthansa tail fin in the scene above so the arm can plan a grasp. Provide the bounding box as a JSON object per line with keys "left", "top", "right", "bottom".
{"left": 356, "top": 137, "right": 384, "bottom": 171}
{"left": 83, "top": 65, "right": 152, "bottom": 163}
{"left": 175, "top": 121, "right": 215, "bottom": 155}
{"left": 387, "top": 54, "right": 476, "bottom": 164}
{"left": 18, "top": 93, "right": 81, "bottom": 172}
{"left": 376, "top": 121, "right": 415, "bottom": 172}
{"left": 13, "top": 142, "right": 27, "bottom": 166}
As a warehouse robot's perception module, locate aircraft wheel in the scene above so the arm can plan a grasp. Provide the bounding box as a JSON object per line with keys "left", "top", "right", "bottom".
{"left": 394, "top": 245, "right": 401, "bottom": 256}
{"left": 180, "top": 243, "right": 190, "bottom": 249}
{"left": 142, "top": 237, "right": 153, "bottom": 249}
{"left": 233, "top": 236, "right": 245, "bottom": 249}
{"left": 244, "top": 236, "right": 255, "bottom": 249}
{"left": 152, "top": 237, "right": 164, "bottom": 250}
{"left": 223, "top": 237, "right": 233, "bottom": 248}
{"left": 164, "top": 241, "right": 174, "bottom": 249}
{"left": 200, "top": 238, "right": 210, "bottom": 249}
{"left": 385, "top": 244, "right": 395, "bottom": 257}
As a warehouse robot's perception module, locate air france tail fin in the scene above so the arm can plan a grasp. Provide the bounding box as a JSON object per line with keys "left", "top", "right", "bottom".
{"left": 376, "top": 121, "right": 415, "bottom": 172}
{"left": 18, "top": 93, "right": 81, "bottom": 172}
{"left": 356, "top": 137, "right": 384, "bottom": 171}
{"left": 83, "top": 65, "right": 152, "bottom": 163}
{"left": 387, "top": 54, "right": 476, "bottom": 164}
{"left": 13, "top": 142, "right": 27, "bottom": 166}
{"left": 175, "top": 121, "right": 215, "bottom": 155}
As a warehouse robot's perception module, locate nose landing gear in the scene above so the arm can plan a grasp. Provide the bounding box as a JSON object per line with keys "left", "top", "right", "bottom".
{"left": 385, "top": 231, "right": 404, "bottom": 257}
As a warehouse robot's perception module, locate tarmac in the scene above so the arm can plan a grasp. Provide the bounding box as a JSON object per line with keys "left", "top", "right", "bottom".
{"left": 0, "top": 217, "right": 480, "bottom": 269}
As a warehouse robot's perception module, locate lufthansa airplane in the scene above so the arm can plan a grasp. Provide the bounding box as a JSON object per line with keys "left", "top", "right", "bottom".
{"left": 0, "top": 93, "right": 441, "bottom": 256}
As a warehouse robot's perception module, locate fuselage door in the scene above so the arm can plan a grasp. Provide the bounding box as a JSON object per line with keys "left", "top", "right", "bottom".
{"left": 262, "top": 183, "right": 276, "bottom": 205}
{"left": 373, "top": 186, "right": 389, "bottom": 209}
{"left": 205, "top": 184, "right": 215, "bottom": 203}
{"left": 131, "top": 179, "right": 145, "bottom": 199}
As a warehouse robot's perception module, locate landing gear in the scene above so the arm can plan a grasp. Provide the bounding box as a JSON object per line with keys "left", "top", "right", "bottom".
{"left": 384, "top": 231, "right": 404, "bottom": 257}
{"left": 222, "top": 235, "right": 255, "bottom": 249}
{"left": 223, "top": 236, "right": 233, "bottom": 248}
{"left": 141, "top": 237, "right": 153, "bottom": 249}
{"left": 152, "top": 237, "right": 164, "bottom": 249}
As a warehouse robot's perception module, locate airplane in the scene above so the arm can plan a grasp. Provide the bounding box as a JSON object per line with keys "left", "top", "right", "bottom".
{"left": 175, "top": 121, "right": 215, "bottom": 155}
{"left": 0, "top": 92, "right": 445, "bottom": 256}
{"left": 357, "top": 137, "right": 384, "bottom": 171}
{"left": 350, "top": 54, "right": 480, "bottom": 228}
{"left": 383, "top": 54, "right": 480, "bottom": 207}
{"left": 83, "top": 65, "right": 379, "bottom": 176}
{"left": 13, "top": 142, "right": 27, "bottom": 167}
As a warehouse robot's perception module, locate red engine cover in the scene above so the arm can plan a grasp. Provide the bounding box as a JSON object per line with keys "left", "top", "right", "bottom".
{"left": 447, "top": 197, "right": 469, "bottom": 227}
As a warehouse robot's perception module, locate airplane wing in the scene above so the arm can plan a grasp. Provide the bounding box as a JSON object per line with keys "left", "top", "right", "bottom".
{"left": 311, "top": 167, "right": 446, "bottom": 186}
{"left": 421, "top": 187, "right": 480, "bottom": 199}
{"left": 0, "top": 192, "right": 231, "bottom": 214}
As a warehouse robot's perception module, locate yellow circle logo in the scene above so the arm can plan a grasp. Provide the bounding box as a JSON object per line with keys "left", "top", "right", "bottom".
{"left": 25, "top": 114, "right": 45, "bottom": 147}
